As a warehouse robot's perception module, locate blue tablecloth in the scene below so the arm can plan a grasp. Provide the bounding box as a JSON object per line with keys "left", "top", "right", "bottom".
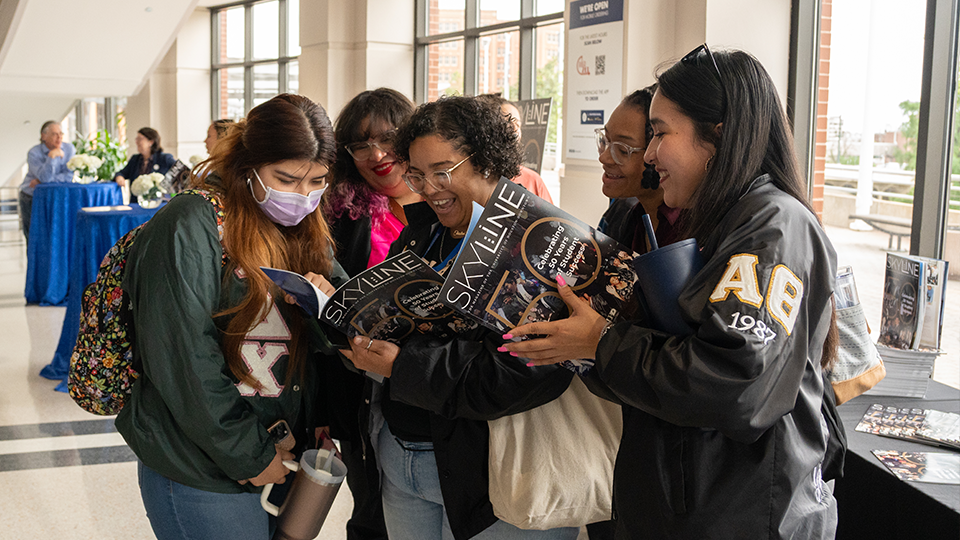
{"left": 25, "top": 183, "right": 122, "bottom": 306}
{"left": 41, "top": 203, "right": 163, "bottom": 389}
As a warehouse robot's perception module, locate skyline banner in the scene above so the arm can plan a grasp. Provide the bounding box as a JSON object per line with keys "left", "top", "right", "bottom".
{"left": 565, "top": 0, "right": 624, "bottom": 160}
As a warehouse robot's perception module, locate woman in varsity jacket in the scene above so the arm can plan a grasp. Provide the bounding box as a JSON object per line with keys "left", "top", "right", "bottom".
{"left": 504, "top": 47, "right": 841, "bottom": 539}
{"left": 116, "top": 94, "right": 347, "bottom": 540}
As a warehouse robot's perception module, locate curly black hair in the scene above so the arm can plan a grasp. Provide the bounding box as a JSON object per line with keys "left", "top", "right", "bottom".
{"left": 394, "top": 96, "right": 522, "bottom": 181}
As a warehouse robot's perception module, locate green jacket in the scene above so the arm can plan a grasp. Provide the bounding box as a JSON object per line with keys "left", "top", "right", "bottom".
{"left": 116, "top": 192, "right": 345, "bottom": 494}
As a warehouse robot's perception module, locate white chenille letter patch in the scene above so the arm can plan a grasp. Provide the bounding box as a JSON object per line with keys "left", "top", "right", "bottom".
{"left": 236, "top": 302, "right": 292, "bottom": 397}
{"left": 709, "top": 254, "right": 763, "bottom": 307}
{"left": 766, "top": 265, "right": 804, "bottom": 335}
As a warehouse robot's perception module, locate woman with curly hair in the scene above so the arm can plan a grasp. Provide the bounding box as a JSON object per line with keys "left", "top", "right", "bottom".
{"left": 340, "top": 96, "right": 578, "bottom": 540}
{"left": 116, "top": 94, "right": 346, "bottom": 540}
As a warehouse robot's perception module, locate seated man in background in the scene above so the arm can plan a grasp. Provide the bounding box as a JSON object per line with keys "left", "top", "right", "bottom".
{"left": 18, "top": 120, "right": 75, "bottom": 241}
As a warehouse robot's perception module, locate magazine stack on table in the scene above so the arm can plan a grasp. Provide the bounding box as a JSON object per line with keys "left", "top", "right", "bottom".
{"left": 855, "top": 403, "right": 960, "bottom": 450}
{"left": 867, "top": 252, "right": 948, "bottom": 398}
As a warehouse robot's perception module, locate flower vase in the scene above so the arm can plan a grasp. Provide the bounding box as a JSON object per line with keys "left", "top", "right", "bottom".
{"left": 139, "top": 197, "right": 162, "bottom": 209}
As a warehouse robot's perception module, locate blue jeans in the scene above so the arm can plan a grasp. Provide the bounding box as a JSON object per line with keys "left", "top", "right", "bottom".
{"left": 377, "top": 422, "right": 579, "bottom": 540}
{"left": 138, "top": 461, "right": 273, "bottom": 540}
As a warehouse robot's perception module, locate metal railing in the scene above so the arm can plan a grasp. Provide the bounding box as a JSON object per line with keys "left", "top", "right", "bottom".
{"left": 824, "top": 163, "right": 960, "bottom": 210}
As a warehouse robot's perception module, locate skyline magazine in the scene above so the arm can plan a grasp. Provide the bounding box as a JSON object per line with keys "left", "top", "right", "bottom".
{"left": 439, "top": 177, "right": 641, "bottom": 373}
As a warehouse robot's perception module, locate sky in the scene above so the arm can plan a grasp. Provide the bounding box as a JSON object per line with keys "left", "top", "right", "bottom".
{"left": 827, "top": 0, "right": 928, "bottom": 134}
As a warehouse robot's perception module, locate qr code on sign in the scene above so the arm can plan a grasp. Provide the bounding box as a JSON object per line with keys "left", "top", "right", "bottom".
{"left": 595, "top": 55, "right": 605, "bottom": 75}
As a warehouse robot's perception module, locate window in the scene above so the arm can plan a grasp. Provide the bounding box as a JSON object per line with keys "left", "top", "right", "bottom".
{"left": 416, "top": 0, "right": 564, "bottom": 103}
{"left": 212, "top": 0, "right": 299, "bottom": 120}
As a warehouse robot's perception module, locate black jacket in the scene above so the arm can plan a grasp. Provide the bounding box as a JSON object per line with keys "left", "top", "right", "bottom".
{"left": 367, "top": 201, "right": 574, "bottom": 540}
{"left": 329, "top": 213, "right": 374, "bottom": 279}
{"left": 115, "top": 152, "right": 177, "bottom": 180}
{"left": 587, "top": 177, "right": 838, "bottom": 539}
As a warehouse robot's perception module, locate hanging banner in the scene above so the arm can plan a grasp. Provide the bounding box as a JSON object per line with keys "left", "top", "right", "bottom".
{"left": 565, "top": 0, "right": 624, "bottom": 160}
{"left": 514, "top": 97, "right": 552, "bottom": 174}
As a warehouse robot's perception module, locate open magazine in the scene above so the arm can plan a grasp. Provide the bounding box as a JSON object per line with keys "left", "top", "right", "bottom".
{"left": 855, "top": 403, "right": 960, "bottom": 450}
{"left": 262, "top": 251, "right": 478, "bottom": 345}
{"left": 438, "top": 178, "right": 640, "bottom": 372}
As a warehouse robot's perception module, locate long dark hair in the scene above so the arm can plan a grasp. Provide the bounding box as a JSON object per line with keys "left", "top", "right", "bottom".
{"left": 325, "top": 88, "right": 415, "bottom": 224}
{"left": 195, "top": 94, "right": 336, "bottom": 388}
{"left": 655, "top": 49, "right": 837, "bottom": 369}
{"left": 138, "top": 127, "right": 163, "bottom": 155}
{"left": 621, "top": 84, "right": 660, "bottom": 190}
{"left": 656, "top": 49, "right": 810, "bottom": 242}
{"left": 394, "top": 96, "right": 522, "bottom": 181}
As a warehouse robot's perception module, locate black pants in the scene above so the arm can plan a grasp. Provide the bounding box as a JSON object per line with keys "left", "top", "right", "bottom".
{"left": 339, "top": 438, "right": 388, "bottom": 540}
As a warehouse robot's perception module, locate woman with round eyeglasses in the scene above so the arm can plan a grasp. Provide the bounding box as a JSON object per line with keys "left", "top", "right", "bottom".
{"left": 325, "top": 88, "right": 420, "bottom": 277}
{"left": 115, "top": 94, "right": 347, "bottom": 540}
{"left": 322, "top": 88, "right": 419, "bottom": 540}
{"left": 502, "top": 46, "right": 841, "bottom": 539}
{"left": 594, "top": 84, "right": 680, "bottom": 256}
{"left": 340, "top": 96, "right": 577, "bottom": 540}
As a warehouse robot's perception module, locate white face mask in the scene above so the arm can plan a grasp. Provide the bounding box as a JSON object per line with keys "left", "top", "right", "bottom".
{"left": 248, "top": 169, "right": 326, "bottom": 227}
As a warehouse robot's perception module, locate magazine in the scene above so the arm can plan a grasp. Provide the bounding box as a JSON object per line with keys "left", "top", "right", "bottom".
{"left": 877, "top": 253, "right": 948, "bottom": 350}
{"left": 855, "top": 403, "right": 960, "bottom": 450}
{"left": 871, "top": 450, "right": 960, "bottom": 485}
{"left": 438, "top": 178, "right": 640, "bottom": 372}
{"left": 264, "top": 251, "right": 478, "bottom": 346}
{"left": 160, "top": 159, "right": 191, "bottom": 194}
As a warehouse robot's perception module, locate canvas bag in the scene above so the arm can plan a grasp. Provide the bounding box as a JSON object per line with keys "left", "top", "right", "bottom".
{"left": 829, "top": 303, "right": 886, "bottom": 405}
{"left": 68, "top": 190, "right": 226, "bottom": 415}
{"left": 487, "top": 376, "right": 621, "bottom": 530}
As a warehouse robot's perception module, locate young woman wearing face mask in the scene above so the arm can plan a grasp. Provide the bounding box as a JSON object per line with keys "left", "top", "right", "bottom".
{"left": 503, "top": 47, "right": 840, "bottom": 539}
{"left": 115, "top": 94, "right": 347, "bottom": 540}
{"left": 340, "top": 96, "right": 577, "bottom": 540}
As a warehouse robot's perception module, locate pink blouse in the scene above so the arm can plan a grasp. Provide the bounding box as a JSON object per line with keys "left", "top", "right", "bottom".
{"left": 367, "top": 210, "right": 405, "bottom": 269}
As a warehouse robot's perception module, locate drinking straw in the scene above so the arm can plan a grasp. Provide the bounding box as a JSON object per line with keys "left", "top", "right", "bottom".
{"left": 642, "top": 213, "right": 658, "bottom": 251}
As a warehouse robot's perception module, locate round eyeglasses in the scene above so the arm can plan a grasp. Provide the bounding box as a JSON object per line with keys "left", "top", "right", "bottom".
{"left": 345, "top": 129, "right": 398, "bottom": 162}
{"left": 595, "top": 128, "right": 645, "bottom": 166}
{"left": 402, "top": 154, "right": 474, "bottom": 195}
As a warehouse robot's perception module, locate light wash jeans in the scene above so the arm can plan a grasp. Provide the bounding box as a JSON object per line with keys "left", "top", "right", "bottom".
{"left": 377, "top": 422, "right": 579, "bottom": 540}
{"left": 138, "top": 461, "right": 273, "bottom": 540}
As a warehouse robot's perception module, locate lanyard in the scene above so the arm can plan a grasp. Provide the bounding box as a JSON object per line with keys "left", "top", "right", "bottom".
{"left": 424, "top": 227, "right": 463, "bottom": 271}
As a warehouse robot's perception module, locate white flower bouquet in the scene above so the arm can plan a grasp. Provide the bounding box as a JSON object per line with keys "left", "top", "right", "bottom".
{"left": 67, "top": 154, "right": 103, "bottom": 183}
{"left": 131, "top": 172, "right": 167, "bottom": 200}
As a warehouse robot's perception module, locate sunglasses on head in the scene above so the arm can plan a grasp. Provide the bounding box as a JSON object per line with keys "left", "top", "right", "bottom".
{"left": 681, "top": 43, "right": 727, "bottom": 113}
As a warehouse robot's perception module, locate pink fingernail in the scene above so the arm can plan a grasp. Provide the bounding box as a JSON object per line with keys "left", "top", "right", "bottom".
{"left": 556, "top": 274, "right": 566, "bottom": 287}
{"left": 502, "top": 334, "right": 514, "bottom": 340}
{"left": 526, "top": 362, "right": 535, "bottom": 367}
{"left": 510, "top": 352, "right": 518, "bottom": 357}
{"left": 497, "top": 346, "right": 507, "bottom": 353}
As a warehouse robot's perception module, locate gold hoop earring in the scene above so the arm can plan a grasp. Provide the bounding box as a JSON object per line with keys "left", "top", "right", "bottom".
{"left": 704, "top": 155, "right": 714, "bottom": 172}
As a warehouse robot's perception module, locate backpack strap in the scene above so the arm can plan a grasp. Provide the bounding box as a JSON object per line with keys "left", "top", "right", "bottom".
{"left": 176, "top": 188, "right": 228, "bottom": 267}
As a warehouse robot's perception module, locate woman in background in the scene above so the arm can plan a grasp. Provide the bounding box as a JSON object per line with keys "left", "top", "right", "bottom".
{"left": 205, "top": 119, "right": 235, "bottom": 154}
{"left": 504, "top": 46, "right": 840, "bottom": 539}
{"left": 115, "top": 127, "right": 176, "bottom": 187}
{"left": 116, "top": 94, "right": 345, "bottom": 540}
{"left": 595, "top": 84, "right": 679, "bottom": 254}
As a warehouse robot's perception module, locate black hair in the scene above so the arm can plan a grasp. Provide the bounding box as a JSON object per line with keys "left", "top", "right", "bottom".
{"left": 394, "top": 95, "right": 522, "bottom": 181}
{"left": 325, "top": 88, "right": 415, "bottom": 221}
{"left": 621, "top": 84, "right": 660, "bottom": 190}
{"left": 655, "top": 48, "right": 811, "bottom": 242}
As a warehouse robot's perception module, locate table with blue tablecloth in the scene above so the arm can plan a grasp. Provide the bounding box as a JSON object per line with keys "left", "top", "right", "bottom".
{"left": 25, "top": 182, "right": 122, "bottom": 306}
{"left": 41, "top": 203, "right": 163, "bottom": 389}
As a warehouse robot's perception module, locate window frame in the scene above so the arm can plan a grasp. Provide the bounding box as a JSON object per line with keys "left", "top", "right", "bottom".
{"left": 210, "top": 0, "right": 298, "bottom": 119}
{"left": 789, "top": 0, "right": 960, "bottom": 259}
{"left": 414, "top": 0, "right": 563, "bottom": 102}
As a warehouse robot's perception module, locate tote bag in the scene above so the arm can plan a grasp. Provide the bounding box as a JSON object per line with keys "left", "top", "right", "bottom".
{"left": 487, "top": 376, "right": 622, "bottom": 530}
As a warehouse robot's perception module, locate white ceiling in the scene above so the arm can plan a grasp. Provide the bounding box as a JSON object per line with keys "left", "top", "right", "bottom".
{"left": 0, "top": 0, "right": 199, "bottom": 185}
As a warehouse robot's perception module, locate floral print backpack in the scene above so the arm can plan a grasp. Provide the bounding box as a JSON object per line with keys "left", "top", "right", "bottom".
{"left": 68, "top": 190, "right": 226, "bottom": 415}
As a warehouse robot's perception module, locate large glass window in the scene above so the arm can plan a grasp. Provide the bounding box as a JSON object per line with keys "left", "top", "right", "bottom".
{"left": 212, "top": 0, "right": 298, "bottom": 120}
{"left": 416, "top": 0, "right": 564, "bottom": 200}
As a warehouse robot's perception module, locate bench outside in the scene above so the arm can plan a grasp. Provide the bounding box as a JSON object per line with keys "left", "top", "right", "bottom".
{"left": 848, "top": 213, "right": 911, "bottom": 251}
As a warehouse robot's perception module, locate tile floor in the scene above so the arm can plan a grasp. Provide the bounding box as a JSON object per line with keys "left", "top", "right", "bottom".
{"left": 0, "top": 221, "right": 956, "bottom": 540}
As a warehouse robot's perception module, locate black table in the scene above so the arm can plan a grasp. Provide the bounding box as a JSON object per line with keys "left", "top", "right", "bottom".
{"left": 835, "top": 381, "right": 960, "bottom": 539}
